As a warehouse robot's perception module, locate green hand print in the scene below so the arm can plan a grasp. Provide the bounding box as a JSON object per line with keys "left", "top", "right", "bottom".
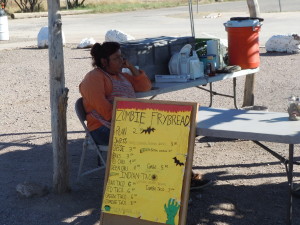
{"left": 104, "top": 205, "right": 111, "bottom": 212}
{"left": 164, "top": 198, "right": 180, "bottom": 225}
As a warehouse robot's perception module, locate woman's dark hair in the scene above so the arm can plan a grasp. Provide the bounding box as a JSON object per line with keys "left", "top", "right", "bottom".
{"left": 90, "top": 42, "right": 121, "bottom": 68}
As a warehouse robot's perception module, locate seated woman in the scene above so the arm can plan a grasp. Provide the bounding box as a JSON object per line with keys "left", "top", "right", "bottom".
{"left": 79, "top": 41, "right": 152, "bottom": 145}
{"left": 79, "top": 41, "right": 211, "bottom": 190}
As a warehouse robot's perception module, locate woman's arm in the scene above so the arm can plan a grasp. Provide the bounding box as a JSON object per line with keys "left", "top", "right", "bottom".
{"left": 123, "top": 70, "right": 152, "bottom": 92}
{"left": 79, "top": 70, "right": 114, "bottom": 121}
{"left": 122, "top": 59, "right": 140, "bottom": 77}
{"left": 122, "top": 59, "right": 152, "bottom": 92}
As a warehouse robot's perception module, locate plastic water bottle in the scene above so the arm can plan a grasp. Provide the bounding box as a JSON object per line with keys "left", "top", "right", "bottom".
{"left": 287, "top": 95, "right": 300, "bottom": 121}
{"left": 206, "top": 62, "right": 216, "bottom": 76}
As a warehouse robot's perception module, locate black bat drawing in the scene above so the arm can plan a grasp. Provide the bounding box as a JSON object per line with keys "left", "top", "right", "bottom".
{"left": 173, "top": 157, "right": 184, "bottom": 166}
{"left": 141, "top": 126, "right": 156, "bottom": 134}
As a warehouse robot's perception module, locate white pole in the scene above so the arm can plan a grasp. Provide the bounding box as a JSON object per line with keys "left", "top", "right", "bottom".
{"left": 278, "top": 0, "right": 282, "bottom": 12}
{"left": 188, "top": 0, "right": 195, "bottom": 37}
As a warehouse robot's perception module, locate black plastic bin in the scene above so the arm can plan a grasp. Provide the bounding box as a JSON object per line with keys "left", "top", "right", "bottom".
{"left": 120, "top": 36, "right": 195, "bottom": 80}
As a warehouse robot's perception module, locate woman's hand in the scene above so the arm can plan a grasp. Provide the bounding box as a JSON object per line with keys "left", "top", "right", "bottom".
{"left": 122, "top": 58, "right": 140, "bottom": 76}
{"left": 122, "top": 58, "right": 131, "bottom": 68}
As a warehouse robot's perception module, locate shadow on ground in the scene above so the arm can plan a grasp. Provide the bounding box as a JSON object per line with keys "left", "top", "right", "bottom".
{"left": 188, "top": 169, "right": 300, "bottom": 225}
{"left": 0, "top": 133, "right": 299, "bottom": 225}
{"left": 260, "top": 51, "right": 297, "bottom": 57}
{"left": 0, "top": 132, "right": 105, "bottom": 225}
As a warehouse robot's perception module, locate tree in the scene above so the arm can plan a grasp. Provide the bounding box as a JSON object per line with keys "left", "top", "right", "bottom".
{"left": 67, "top": 0, "right": 85, "bottom": 9}
{"left": 242, "top": 0, "right": 260, "bottom": 107}
{"left": 47, "top": 0, "right": 70, "bottom": 194}
{"left": 14, "top": 0, "right": 42, "bottom": 12}
{"left": 0, "top": 0, "right": 8, "bottom": 8}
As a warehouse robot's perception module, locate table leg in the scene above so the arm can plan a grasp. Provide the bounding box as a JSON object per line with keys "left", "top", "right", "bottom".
{"left": 287, "top": 144, "right": 294, "bottom": 225}
{"left": 252, "top": 141, "right": 295, "bottom": 224}
{"left": 233, "top": 78, "right": 238, "bottom": 109}
{"left": 195, "top": 84, "right": 214, "bottom": 107}
{"left": 149, "top": 95, "right": 157, "bottom": 100}
{"left": 196, "top": 81, "right": 237, "bottom": 108}
{"left": 209, "top": 83, "right": 213, "bottom": 107}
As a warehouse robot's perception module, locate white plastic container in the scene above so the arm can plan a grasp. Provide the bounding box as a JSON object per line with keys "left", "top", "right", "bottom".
{"left": 169, "top": 44, "right": 203, "bottom": 79}
{"left": 189, "top": 60, "right": 204, "bottom": 79}
{"left": 0, "top": 15, "right": 9, "bottom": 41}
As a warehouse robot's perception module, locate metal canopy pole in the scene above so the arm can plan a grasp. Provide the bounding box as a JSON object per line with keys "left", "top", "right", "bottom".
{"left": 188, "top": 0, "right": 195, "bottom": 37}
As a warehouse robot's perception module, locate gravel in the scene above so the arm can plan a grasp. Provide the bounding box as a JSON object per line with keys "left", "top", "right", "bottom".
{"left": 0, "top": 44, "right": 300, "bottom": 225}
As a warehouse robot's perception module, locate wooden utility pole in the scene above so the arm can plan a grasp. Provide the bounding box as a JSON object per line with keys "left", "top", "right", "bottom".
{"left": 247, "top": 0, "right": 260, "bottom": 17}
{"left": 243, "top": 0, "right": 260, "bottom": 107}
{"left": 47, "top": 0, "right": 70, "bottom": 194}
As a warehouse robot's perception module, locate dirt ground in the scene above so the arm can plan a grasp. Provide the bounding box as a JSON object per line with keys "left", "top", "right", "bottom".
{"left": 0, "top": 44, "right": 300, "bottom": 225}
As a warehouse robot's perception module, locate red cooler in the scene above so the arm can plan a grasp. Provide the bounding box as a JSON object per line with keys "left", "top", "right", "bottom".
{"left": 224, "top": 17, "right": 263, "bottom": 69}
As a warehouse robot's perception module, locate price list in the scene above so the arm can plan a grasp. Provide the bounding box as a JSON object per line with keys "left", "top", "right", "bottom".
{"left": 101, "top": 100, "right": 193, "bottom": 225}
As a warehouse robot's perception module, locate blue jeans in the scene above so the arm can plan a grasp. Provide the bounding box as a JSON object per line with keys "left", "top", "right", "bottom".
{"left": 90, "top": 126, "right": 110, "bottom": 145}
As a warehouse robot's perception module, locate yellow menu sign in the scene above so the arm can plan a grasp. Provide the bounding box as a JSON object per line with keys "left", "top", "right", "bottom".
{"left": 101, "top": 98, "right": 197, "bottom": 225}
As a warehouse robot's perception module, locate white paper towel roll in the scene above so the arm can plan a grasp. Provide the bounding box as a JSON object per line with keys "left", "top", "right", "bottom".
{"left": 207, "top": 40, "right": 220, "bottom": 68}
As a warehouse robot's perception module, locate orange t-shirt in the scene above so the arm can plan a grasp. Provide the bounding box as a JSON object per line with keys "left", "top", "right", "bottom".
{"left": 79, "top": 68, "right": 152, "bottom": 131}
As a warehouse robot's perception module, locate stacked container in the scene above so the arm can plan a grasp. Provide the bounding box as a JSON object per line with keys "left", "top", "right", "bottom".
{"left": 0, "top": 9, "right": 9, "bottom": 41}
{"left": 120, "top": 36, "right": 195, "bottom": 80}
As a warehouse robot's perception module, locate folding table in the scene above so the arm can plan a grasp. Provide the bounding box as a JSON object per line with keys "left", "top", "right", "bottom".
{"left": 136, "top": 68, "right": 259, "bottom": 109}
{"left": 196, "top": 107, "right": 300, "bottom": 225}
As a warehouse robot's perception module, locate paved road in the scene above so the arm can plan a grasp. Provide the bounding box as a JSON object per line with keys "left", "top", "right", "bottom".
{"left": 1, "top": 0, "right": 300, "bottom": 50}
{"left": 192, "top": 0, "right": 300, "bottom": 13}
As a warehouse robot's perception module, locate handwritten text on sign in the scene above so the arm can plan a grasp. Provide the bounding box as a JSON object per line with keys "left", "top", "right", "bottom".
{"left": 102, "top": 101, "right": 193, "bottom": 225}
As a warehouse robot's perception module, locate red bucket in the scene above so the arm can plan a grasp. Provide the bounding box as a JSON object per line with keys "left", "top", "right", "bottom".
{"left": 224, "top": 17, "right": 263, "bottom": 69}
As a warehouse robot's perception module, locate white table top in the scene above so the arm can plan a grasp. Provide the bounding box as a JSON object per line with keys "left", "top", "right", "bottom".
{"left": 197, "top": 107, "right": 300, "bottom": 144}
{"left": 136, "top": 68, "right": 259, "bottom": 98}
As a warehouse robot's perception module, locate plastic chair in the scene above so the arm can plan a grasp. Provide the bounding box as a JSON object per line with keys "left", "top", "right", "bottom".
{"left": 75, "top": 97, "right": 108, "bottom": 180}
